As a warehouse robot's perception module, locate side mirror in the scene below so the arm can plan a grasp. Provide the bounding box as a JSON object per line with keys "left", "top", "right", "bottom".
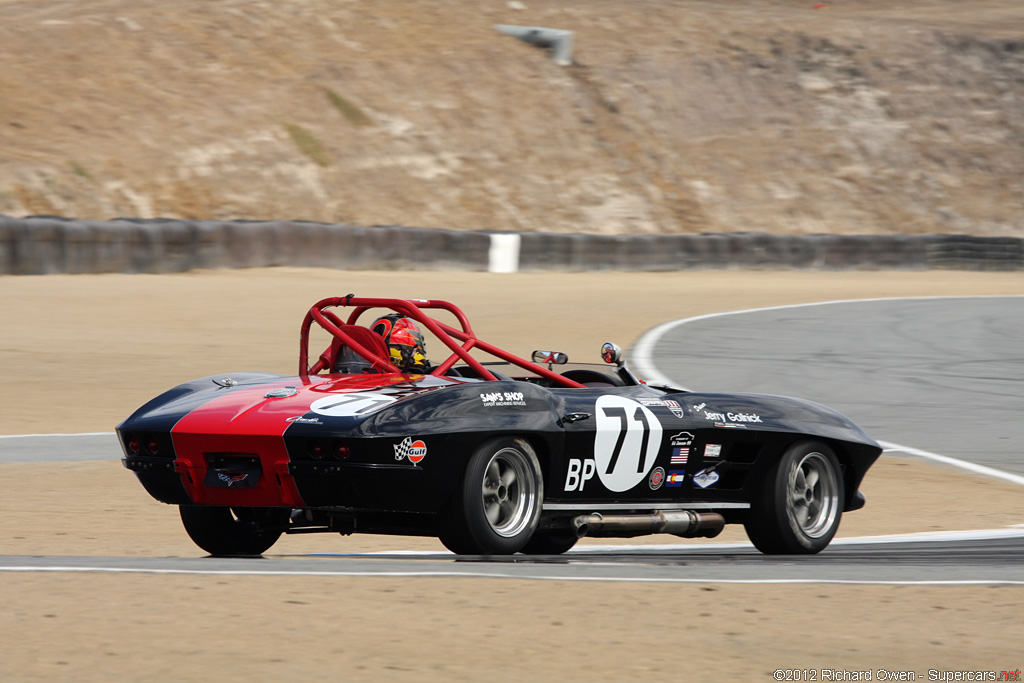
{"left": 532, "top": 350, "right": 569, "bottom": 366}
{"left": 601, "top": 342, "right": 623, "bottom": 365}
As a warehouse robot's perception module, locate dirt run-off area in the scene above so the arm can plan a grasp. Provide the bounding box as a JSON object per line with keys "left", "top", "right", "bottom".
{"left": 2, "top": 0, "right": 1024, "bottom": 237}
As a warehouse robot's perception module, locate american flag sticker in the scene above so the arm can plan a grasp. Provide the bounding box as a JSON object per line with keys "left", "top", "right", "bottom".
{"left": 670, "top": 447, "right": 689, "bottom": 465}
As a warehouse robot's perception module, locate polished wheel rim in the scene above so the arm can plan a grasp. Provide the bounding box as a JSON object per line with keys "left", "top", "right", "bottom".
{"left": 481, "top": 447, "right": 536, "bottom": 538}
{"left": 787, "top": 452, "right": 839, "bottom": 538}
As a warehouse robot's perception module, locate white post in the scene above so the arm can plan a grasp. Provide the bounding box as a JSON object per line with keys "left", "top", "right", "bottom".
{"left": 488, "top": 233, "right": 522, "bottom": 273}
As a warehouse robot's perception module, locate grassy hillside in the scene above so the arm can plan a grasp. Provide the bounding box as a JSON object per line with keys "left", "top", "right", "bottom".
{"left": 1, "top": 0, "right": 1022, "bottom": 236}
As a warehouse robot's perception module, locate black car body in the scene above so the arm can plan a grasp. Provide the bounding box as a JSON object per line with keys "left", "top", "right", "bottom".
{"left": 119, "top": 296, "right": 881, "bottom": 556}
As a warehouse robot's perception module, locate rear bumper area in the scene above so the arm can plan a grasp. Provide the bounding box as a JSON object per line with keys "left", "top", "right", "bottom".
{"left": 122, "top": 455, "right": 191, "bottom": 505}
{"left": 171, "top": 433, "right": 305, "bottom": 507}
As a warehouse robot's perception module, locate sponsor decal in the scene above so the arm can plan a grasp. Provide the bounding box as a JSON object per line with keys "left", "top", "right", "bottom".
{"left": 638, "top": 398, "right": 666, "bottom": 408}
{"left": 693, "top": 469, "right": 720, "bottom": 489}
{"left": 714, "top": 423, "right": 747, "bottom": 429}
{"left": 694, "top": 402, "right": 707, "bottom": 412}
{"left": 670, "top": 447, "right": 689, "bottom": 465}
{"left": 217, "top": 472, "right": 250, "bottom": 487}
{"left": 286, "top": 416, "right": 322, "bottom": 425}
{"left": 311, "top": 392, "right": 398, "bottom": 417}
{"left": 703, "top": 410, "right": 762, "bottom": 423}
{"left": 704, "top": 444, "right": 722, "bottom": 459}
{"left": 662, "top": 400, "right": 685, "bottom": 418}
{"left": 591, "top": 396, "right": 663, "bottom": 493}
{"left": 669, "top": 431, "right": 694, "bottom": 447}
{"left": 649, "top": 467, "right": 665, "bottom": 490}
{"left": 393, "top": 437, "right": 427, "bottom": 464}
{"left": 564, "top": 458, "right": 597, "bottom": 492}
{"left": 479, "top": 391, "right": 527, "bottom": 407}
{"left": 264, "top": 387, "right": 298, "bottom": 398}
{"left": 665, "top": 470, "right": 686, "bottom": 487}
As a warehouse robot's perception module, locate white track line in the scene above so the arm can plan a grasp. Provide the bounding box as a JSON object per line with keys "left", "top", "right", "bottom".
{"left": 631, "top": 295, "right": 1024, "bottom": 389}
{"left": 881, "top": 441, "right": 1024, "bottom": 487}
{"left": 0, "top": 566, "right": 1021, "bottom": 585}
{"left": 0, "top": 432, "right": 110, "bottom": 439}
{"left": 309, "top": 524, "right": 1024, "bottom": 558}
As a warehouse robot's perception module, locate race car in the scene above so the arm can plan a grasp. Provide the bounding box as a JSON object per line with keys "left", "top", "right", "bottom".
{"left": 118, "top": 295, "right": 882, "bottom": 557}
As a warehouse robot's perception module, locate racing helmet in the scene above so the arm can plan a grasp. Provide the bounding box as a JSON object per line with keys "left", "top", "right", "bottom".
{"left": 371, "top": 314, "right": 430, "bottom": 373}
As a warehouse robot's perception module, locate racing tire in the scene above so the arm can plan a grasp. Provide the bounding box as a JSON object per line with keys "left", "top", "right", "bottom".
{"left": 179, "top": 505, "right": 289, "bottom": 556}
{"left": 519, "top": 529, "right": 579, "bottom": 555}
{"left": 438, "top": 437, "right": 543, "bottom": 555}
{"left": 743, "top": 441, "right": 844, "bottom": 555}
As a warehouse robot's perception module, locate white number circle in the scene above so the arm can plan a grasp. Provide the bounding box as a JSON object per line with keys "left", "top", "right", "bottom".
{"left": 310, "top": 392, "right": 397, "bottom": 417}
{"left": 593, "top": 395, "right": 663, "bottom": 492}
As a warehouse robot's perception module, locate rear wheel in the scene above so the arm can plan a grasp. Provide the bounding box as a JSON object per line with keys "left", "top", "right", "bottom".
{"left": 744, "top": 441, "right": 843, "bottom": 555}
{"left": 438, "top": 437, "right": 543, "bottom": 555}
{"left": 179, "top": 505, "right": 289, "bottom": 556}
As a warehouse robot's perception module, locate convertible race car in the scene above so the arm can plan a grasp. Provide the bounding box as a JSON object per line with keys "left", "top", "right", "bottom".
{"left": 118, "top": 295, "right": 881, "bottom": 556}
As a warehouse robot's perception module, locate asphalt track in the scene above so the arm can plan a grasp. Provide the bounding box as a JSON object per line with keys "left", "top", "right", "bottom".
{"left": 633, "top": 296, "right": 1024, "bottom": 476}
{"left": 2, "top": 296, "right": 1022, "bottom": 583}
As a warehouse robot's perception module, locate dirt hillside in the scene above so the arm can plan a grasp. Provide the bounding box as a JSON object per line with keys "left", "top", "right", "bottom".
{"left": 2, "top": 0, "right": 1023, "bottom": 237}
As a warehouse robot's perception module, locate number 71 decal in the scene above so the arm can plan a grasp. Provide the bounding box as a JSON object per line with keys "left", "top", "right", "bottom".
{"left": 592, "top": 396, "right": 663, "bottom": 492}
{"left": 310, "top": 393, "right": 398, "bottom": 417}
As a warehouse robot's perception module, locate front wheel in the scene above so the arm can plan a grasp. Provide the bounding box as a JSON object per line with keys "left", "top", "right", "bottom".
{"left": 179, "top": 505, "right": 289, "bottom": 556}
{"left": 438, "top": 437, "right": 543, "bottom": 555}
{"left": 744, "top": 441, "right": 844, "bottom": 554}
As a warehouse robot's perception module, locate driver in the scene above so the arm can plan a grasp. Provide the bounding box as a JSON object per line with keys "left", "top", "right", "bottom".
{"left": 371, "top": 313, "right": 431, "bottom": 373}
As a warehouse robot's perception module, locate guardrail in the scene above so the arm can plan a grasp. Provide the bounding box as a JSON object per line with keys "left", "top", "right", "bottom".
{"left": 1, "top": 215, "right": 1021, "bottom": 274}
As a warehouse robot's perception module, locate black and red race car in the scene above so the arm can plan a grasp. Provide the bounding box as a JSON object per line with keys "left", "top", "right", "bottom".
{"left": 118, "top": 296, "right": 881, "bottom": 556}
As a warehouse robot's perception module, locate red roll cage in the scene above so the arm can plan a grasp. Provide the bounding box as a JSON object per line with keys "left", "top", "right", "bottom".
{"left": 299, "top": 296, "right": 586, "bottom": 389}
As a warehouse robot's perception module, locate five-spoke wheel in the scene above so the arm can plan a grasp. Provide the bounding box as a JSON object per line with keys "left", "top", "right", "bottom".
{"left": 438, "top": 437, "right": 543, "bottom": 555}
{"left": 744, "top": 441, "right": 844, "bottom": 554}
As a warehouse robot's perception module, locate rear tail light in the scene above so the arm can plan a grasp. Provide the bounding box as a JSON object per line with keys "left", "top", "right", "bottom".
{"left": 309, "top": 441, "right": 326, "bottom": 460}
{"left": 333, "top": 443, "right": 351, "bottom": 461}
{"left": 146, "top": 437, "right": 160, "bottom": 455}
{"left": 127, "top": 436, "right": 140, "bottom": 454}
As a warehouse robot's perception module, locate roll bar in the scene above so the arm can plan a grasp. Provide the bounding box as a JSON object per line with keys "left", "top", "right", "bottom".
{"left": 299, "top": 296, "right": 586, "bottom": 389}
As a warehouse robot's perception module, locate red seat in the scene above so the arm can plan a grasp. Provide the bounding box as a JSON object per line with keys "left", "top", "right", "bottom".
{"left": 330, "top": 325, "right": 392, "bottom": 373}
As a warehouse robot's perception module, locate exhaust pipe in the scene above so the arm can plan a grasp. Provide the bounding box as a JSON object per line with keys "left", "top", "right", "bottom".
{"left": 572, "top": 511, "right": 725, "bottom": 539}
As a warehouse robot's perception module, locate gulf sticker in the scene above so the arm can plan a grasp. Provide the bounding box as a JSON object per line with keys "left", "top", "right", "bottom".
{"left": 394, "top": 437, "right": 427, "bottom": 464}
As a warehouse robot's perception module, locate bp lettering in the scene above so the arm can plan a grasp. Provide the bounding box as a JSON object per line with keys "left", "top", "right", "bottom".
{"left": 564, "top": 458, "right": 597, "bottom": 491}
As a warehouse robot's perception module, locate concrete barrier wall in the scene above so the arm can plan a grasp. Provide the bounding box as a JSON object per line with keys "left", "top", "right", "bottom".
{"left": 1, "top": 215, "right": 1021, "bottom": 275}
